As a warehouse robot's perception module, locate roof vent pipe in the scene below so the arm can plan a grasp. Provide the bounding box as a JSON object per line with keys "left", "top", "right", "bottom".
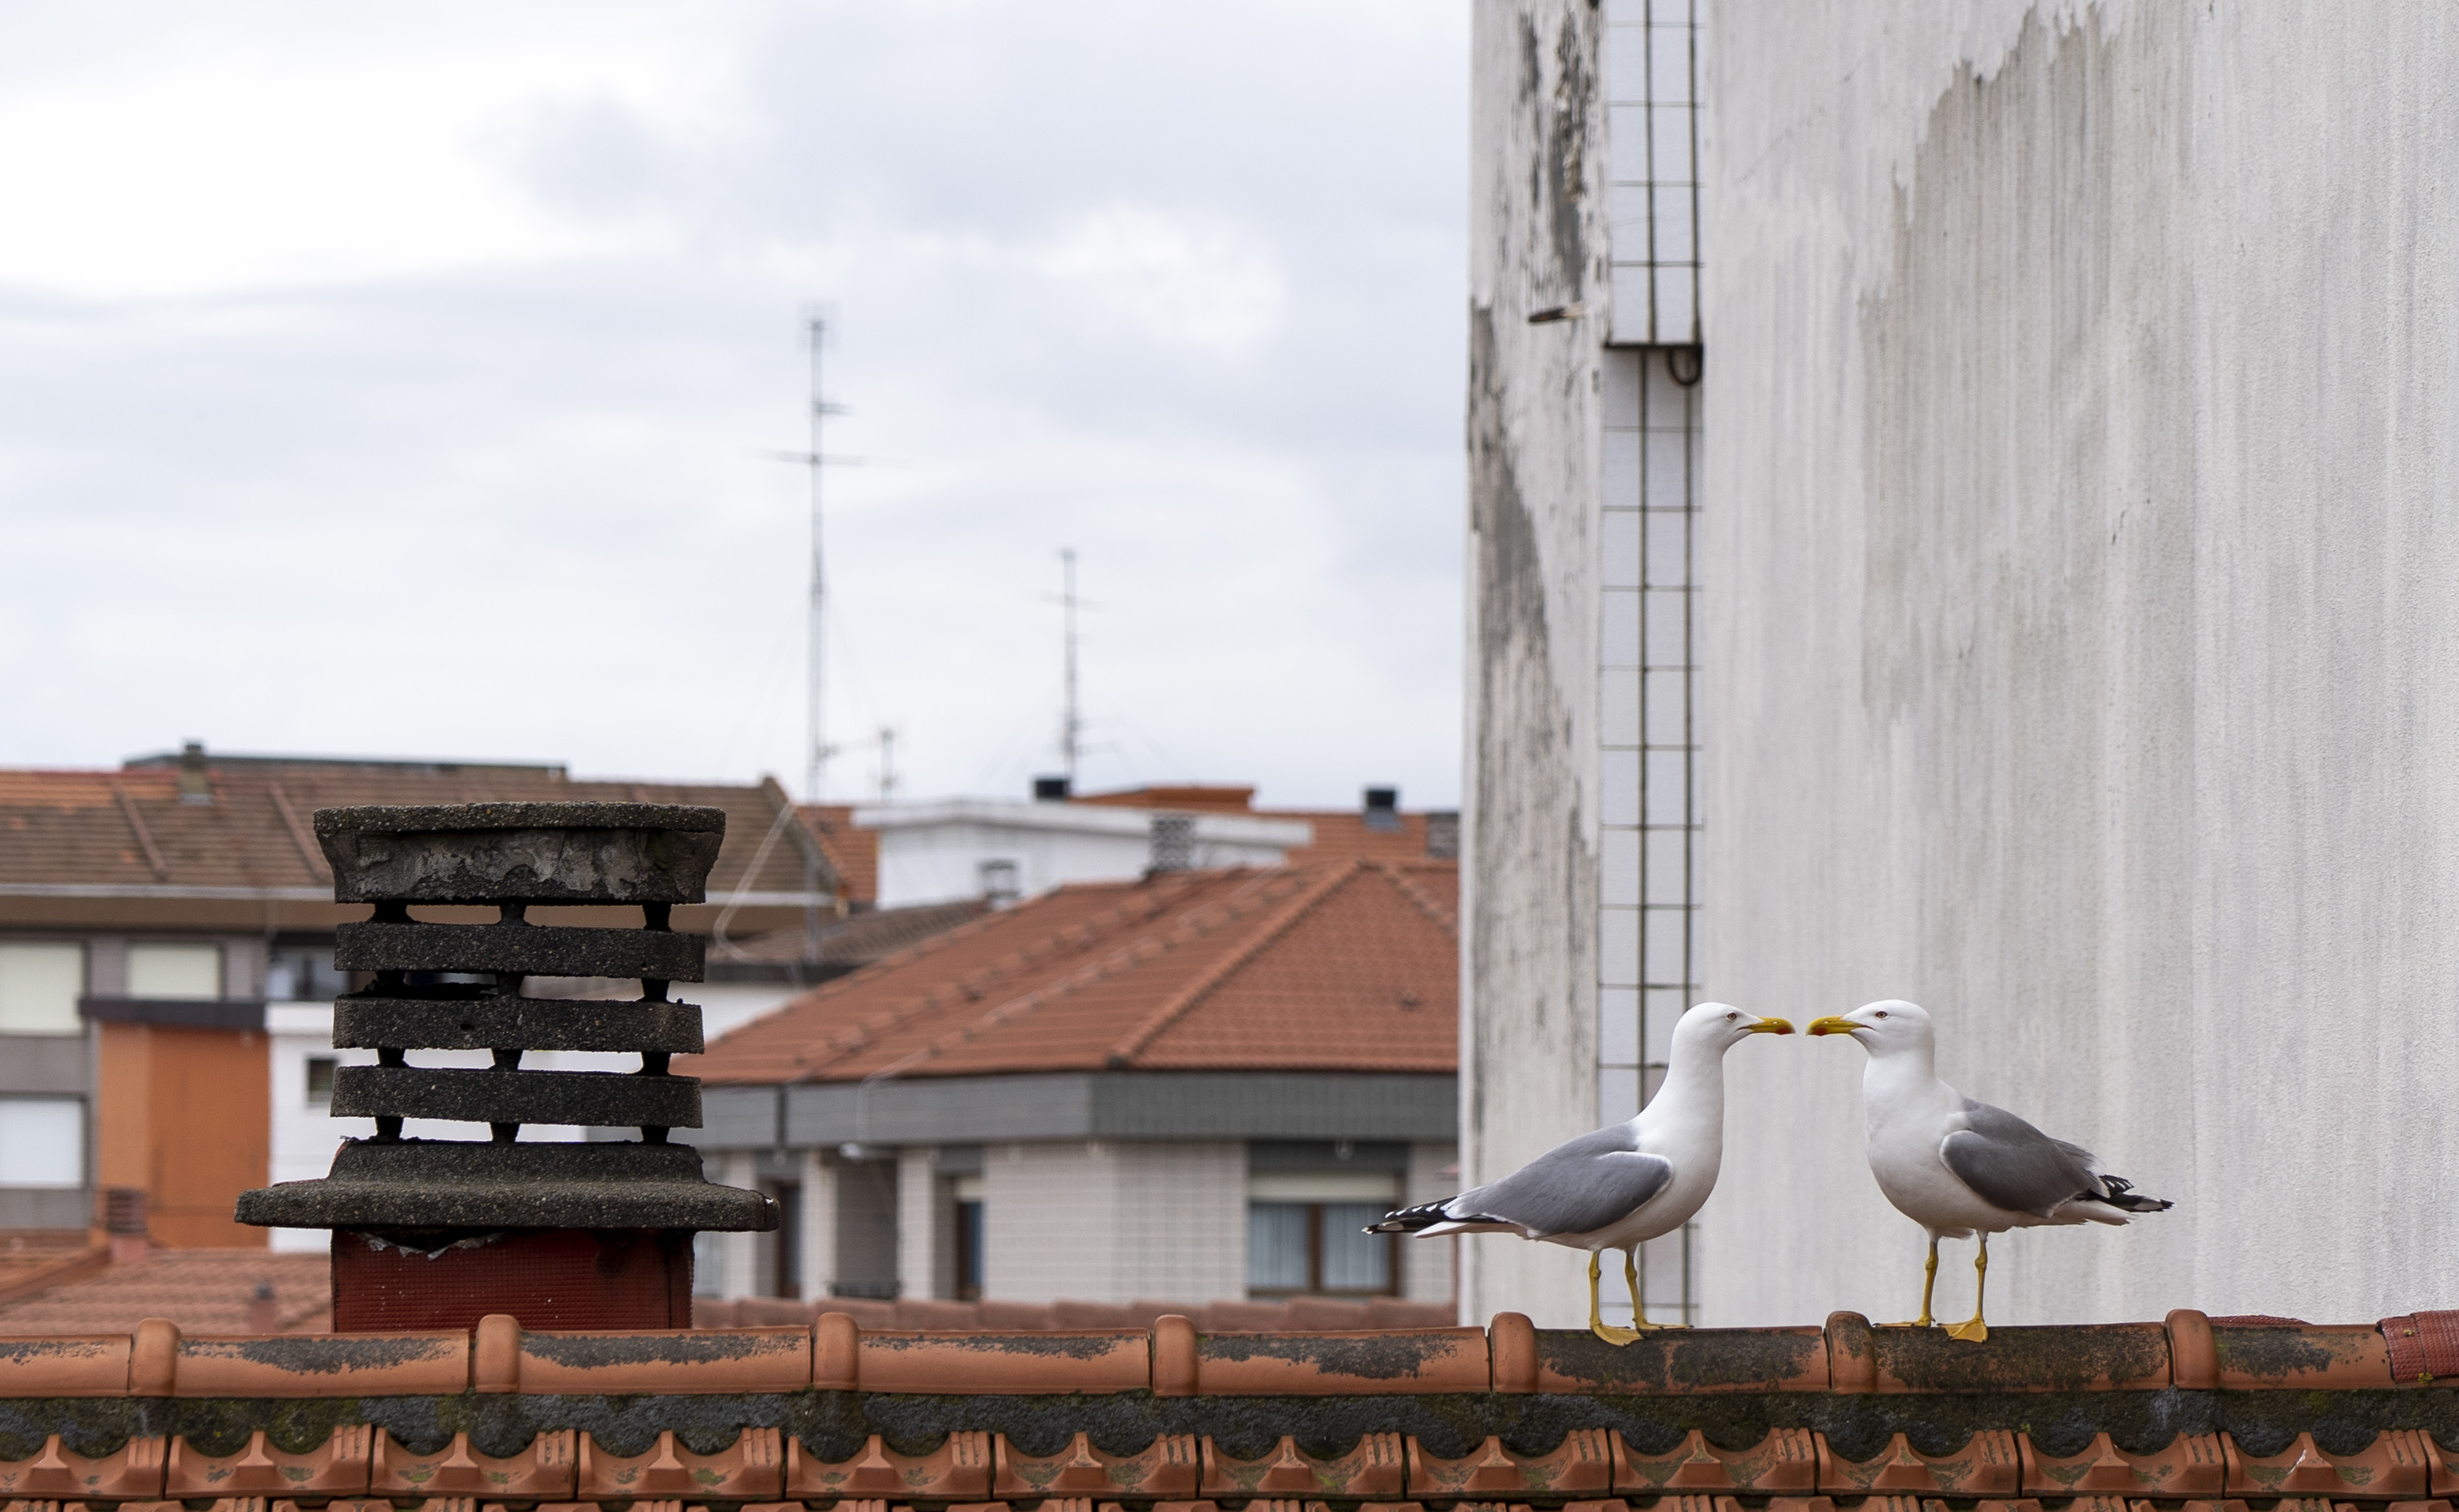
{"left": 1362, "top": 786, "right": 1400, "bottom": 832}
{"left": 1032, "top": 776, "right": 1072, "bottom": 801}
{"left": 177, "top": 742, "right": 213, "bottom": 805}
{"left": 1149, "top": 812, "right": 1195, "bottom": 872}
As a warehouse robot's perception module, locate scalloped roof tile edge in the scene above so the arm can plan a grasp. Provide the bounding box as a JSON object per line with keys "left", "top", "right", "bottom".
{"left": 0, "top": 1309, "right": 2452, "bottom": 1398}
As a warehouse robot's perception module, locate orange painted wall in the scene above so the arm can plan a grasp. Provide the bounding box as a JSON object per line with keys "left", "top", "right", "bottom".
{"left": 96, "top": 1021, "right": 269, "bottom": 1248}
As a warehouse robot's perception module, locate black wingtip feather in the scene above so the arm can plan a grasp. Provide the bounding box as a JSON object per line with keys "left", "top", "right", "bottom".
{"left": 2088, "top": 1174, "right": 2175, "bottom": 1212}
{"left": 1365, "top": 1199, "right": 1514, "bottom": 1234}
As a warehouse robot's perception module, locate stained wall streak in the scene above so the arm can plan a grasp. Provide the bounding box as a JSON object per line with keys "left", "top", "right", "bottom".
{"left": 1463, "top": 0, "right": 1611, "bottom": 1328}
{"left": 1700, "top": 1, "right": 2459, "bottom": 1324}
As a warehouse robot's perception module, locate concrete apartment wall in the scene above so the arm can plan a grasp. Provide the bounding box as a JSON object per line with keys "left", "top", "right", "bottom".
{"left": 1699, "top": 4, "right": 2459, "bottom": 1325}
{"left": 1460, "top": 0, "right": 1628, "bottom": 1330}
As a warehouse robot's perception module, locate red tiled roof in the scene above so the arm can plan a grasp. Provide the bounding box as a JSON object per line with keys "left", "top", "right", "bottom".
{"left": 1267, "top": 807, "right": 1444, "bottom": 866}
{"left": 798, "top": 804, "right": 878, "bottom": 904}
{"left": 0, "top": 1248, "right": 330, "bottom": 1336}
{"left": 0, "top": 1307, "right": 2446, "bottom": 1398}
{"left": 686, "top": 859, "right": 1458, "bottom": 1084}
{"left": 0, "top": 760, "right": 834, "bottom": 899}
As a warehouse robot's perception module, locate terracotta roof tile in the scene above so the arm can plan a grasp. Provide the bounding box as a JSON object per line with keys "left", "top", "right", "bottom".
{"left": 0, "top": 762, "right": 835, "bottom": 900}
{"left": 799, "top": 804, "right": 878, "bottom": 904}
{"left": 0, "top": 1249, "right": 330, "bottom": 1336}
{"left": 0, "top": 1305, "right": 2447, "bottom": 1401}
{"left": 686, "top": 860, "right": 1458, "bottom": 1083}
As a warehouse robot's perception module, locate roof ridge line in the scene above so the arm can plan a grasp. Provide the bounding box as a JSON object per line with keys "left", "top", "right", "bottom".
{"left": 1103, "top": 860, "right": 1365, "bottom": 1068}
{"left": 1375, "top": 859, "right": 1458, "bottom": 938}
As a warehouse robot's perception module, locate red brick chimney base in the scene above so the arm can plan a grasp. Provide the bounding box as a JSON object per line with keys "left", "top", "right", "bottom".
{"left": 331, "top": 1229, "right": 694, "bottom": 1332}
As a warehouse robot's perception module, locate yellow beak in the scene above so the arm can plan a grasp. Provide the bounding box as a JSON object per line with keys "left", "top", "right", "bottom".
{"left": 1806, "top": 1015, "right": 1859, "bottom": 1037}
{"left": 1745, "top": 1018, "right": 1795, "bottom": 1035}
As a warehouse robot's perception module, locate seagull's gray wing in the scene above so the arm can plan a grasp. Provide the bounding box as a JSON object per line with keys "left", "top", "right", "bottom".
{"left": 1942, "top": 1100, "right": 2102, "bottom": 1218}
{"left": 1452, "top": 1125, "right": 1674, "bottom": 1237}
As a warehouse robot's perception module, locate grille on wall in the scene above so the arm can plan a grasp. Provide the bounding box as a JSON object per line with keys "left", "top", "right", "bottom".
{"left": 1598, "top": 345, "right": 1703, "bottom": 1327}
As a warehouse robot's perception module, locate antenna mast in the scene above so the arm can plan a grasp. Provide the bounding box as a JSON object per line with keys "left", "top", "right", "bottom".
{"left": 1059, "top": 548, "right": 1080, "bottom": 784}
{"left": 803, "top": 317, "right": 830, "bottom": 806}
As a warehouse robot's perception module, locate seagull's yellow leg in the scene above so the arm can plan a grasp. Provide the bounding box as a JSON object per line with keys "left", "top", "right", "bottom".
{"left": 1588, "top": 1250, "right": 1643, "bottom": 1346}
{"left": 1888, "top": 1237, "right": 1939, "bottom": 1327}
{"left": 1946, "top": 1235, "right": 1990, "bottom": 1342}
{"left": 1624, "top": 1247, "right": 1678, "bottom": 1329}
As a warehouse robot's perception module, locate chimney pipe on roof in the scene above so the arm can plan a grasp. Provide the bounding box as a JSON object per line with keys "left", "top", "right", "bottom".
{"left": 1149, "top": 812, "right": 1195, "bottom": 872}
{"left": 1033, "top": 776, "right": 1072, "bottom": 801}
{"left": 176, "top": 742, "right": 212, "bottom": 805}
{"left": 1362, "top": 786, "right": 1400, "bottom": 832}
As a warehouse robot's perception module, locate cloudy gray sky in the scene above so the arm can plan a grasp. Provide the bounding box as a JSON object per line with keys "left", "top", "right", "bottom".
{"left": 0, "top": 2, "right": 1468, "bottom": 809}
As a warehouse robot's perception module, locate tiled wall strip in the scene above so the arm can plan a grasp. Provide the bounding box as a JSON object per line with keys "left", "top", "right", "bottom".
{"left": 0, "top": 1308, "right": 2441, "bottom": 1399}
{"left": 8, "top": 1423, "right": 2459, "bottom": 1503}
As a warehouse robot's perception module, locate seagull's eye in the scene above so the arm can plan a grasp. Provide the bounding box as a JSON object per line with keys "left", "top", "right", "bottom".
{"left": 1724, "top": 1012, "right": 1737, "bottom": 1021}
{"left": 1874, "top": 1011, "right": 1889, "bottom": 1020}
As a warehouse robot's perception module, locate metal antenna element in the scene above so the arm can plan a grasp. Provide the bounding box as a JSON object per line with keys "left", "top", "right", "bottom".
{"left": 766, "top": 313, "right": 854, "bottom": 964}
{"left": 801, "top": 317, "right": 835, "bottom": 806}
{"left": 1059, "top": 548, "right": 1081, "bottom": 783}
{"left": 877, "top": 726, "right": 897, "bottom": 802}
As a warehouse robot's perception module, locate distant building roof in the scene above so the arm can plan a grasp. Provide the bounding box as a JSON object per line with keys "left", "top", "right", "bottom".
{"left": 709, "top": 900, "right": 990, "bottom": 982}
{"left": 688, "top": 858, "right": 1458, "bottom": 1085}
{"left": 1072, "top": 783, "right": 1458, "bottom": 867}
{"left": 0, "top": 1248, "right": 330, "bottom": 1336}
{"left": 0, "top": 748, "right": 835, "bottom": 905}
{"left": 799, "top": 804, "right": 880, "bottom": 905}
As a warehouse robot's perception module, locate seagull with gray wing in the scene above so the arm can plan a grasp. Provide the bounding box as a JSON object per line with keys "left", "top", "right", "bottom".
{"left": 1368, "top": 1002, "right": 1792, "bottom": 1344}
{"left": 1807, "top": 999, "right": 2173, "bottom": 1342}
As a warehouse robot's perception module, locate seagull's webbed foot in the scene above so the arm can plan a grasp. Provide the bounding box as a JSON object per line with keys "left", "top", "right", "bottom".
{"left": 1945, "top": 1235, "right": 1990, "bottom": 1343}
{"left": 1886, "top": 1237, "right": 1942, "bottom": 1328}
{"left": 1621, "top": 1249, "right": 1683, "bottom": 1329}
{"left": 1587, "top": 1252, "right": 1646, "bottom": 1345}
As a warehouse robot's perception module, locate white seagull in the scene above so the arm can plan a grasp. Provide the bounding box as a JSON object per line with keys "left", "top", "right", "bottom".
{"left": 1368, "top": 1002, "right": 1792, "bottom": 1344}
{"left": 1807, "top": 999, "right": 2172, "bottom": 1342}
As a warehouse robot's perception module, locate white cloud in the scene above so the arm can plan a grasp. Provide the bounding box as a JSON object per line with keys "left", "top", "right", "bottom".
{"left": 1035, "top": 210, "right": 1285, "bottom": 353}
{"left": 0, "top": 0, "right": 1470, "bottom": 809}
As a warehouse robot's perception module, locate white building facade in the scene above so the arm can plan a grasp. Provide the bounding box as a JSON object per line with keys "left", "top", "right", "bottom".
{"left": 857, "top": 800, "right": 1311, "bottom": 909}
{"left": 693, "top": 1076, "right": 1458, "bottom": 1308}
{"left": 1469, "top": 0, "right": 2459, "bottom": 1328}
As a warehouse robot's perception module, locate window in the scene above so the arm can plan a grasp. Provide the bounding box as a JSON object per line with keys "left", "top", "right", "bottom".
{"left": 978, "top": 859, "right": 1020, "bottom": 907}
{"left": 0, "top": 942, "right": 83, "bottom": 1035}
{"left": 1246, "top": 1202, "right": 1394, "bottom": 1297}
{"left": 1246, "top": 1169, "right": 1400, "bottom": 1298}
{"left": 0, "top": 1097, "right": 83, "bottom": 1187}
{"left": 127, "top": 943, "right": 221, "bottom": 1000}
{"left": 953, "top": 1173, "right": 984, "bottom": 1299}
{"left": 266, "top": 945, "right": 348, "bottom": 1003}
{"left": 304, "top": 1057, "right": 337, "bottom": 1106}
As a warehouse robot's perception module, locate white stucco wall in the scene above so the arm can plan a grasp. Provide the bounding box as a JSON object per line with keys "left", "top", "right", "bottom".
{"left": 861, "top": 802, "right": 1311, "bottom": 908}
{"left": 1698, "top": 2, "right": 2459, "bottom": 1325}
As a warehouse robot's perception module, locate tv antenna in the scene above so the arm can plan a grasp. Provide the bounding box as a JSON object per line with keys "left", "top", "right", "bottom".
{"left": 1057, "top": 550, "right": 1082, "bottom": 783}
{"left": 768, "top": 313, "right": 861, "bottom": 961}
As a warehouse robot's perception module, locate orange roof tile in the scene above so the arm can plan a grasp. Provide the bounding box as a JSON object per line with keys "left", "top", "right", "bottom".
{"left": 0, "top": 1248, "right": 330, "bottom": 1336}
{"left": 799, "top": 804, "right": 878, "bottom": 904}
{"left": 687, "top": 859, "right": 1458, "bottom": 1084}
{"left": 0, "top": 759, "right": 835, "bottom": 900}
